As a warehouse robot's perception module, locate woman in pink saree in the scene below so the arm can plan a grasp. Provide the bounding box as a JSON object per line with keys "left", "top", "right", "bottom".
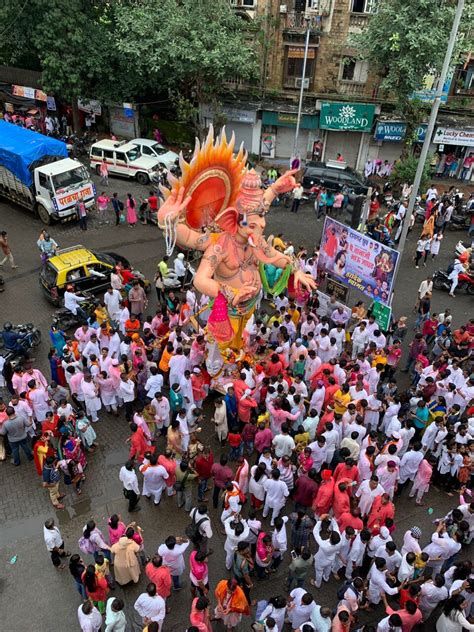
{"left": 189, "top": 596, "right": 213, "bottom": 632}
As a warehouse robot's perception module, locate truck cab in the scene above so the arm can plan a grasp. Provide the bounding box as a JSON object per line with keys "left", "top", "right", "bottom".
{"left": 35, "top": 159, "right": 95, "bottom": 224}
{"left": 90, "top": 139, "right": 160, "bottom": 184}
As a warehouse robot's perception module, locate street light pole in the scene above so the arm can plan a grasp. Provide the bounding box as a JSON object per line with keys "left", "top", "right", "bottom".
{"left": 393, "top": 0, "right": 465, "bottom": 278}
{"left": 292, "top": 21, "right": 311, "bottom": 162}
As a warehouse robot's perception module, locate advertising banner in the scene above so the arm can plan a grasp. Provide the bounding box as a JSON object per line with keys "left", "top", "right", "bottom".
{"left": 318, "top": 217, "right": 399, "bottom": 306}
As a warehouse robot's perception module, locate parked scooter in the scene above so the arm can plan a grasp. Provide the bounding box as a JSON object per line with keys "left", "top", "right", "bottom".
{"left": 448, "top": 212, "right": 470, "bottom": 231}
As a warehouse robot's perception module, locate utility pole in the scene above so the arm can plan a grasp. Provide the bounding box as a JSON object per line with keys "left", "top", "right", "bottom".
{"left": 393, "top": 0, "right": 465, "bottom": 280}
{"left": 292, "top": 21, "right": 311, "bottom": 161}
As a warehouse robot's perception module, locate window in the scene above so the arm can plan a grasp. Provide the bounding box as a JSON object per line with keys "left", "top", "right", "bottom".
{"left": 91, "top": 147, "right": 102, "bottom": 158}
{"left": 103, "top": 150, "right": 114, "bottom": 160}
{"left": 351, "top": 0, "right": 378, "bottom": 13}
{"left": 284, "top": 46, "right": 316, "bottom": 86}
{"left": 242, "top": 0, "right": 256, "bottom": 6}
{"left": 339, "top": 57, "right": 368, "bottom": 82}
{"left": 141, "top": 145, "right": 152, "bottom": 155}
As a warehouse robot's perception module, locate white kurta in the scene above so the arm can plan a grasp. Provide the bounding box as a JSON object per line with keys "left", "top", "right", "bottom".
{"left": 355, "top": 480, "right": 384, "bottom": 516}
{"left": 399, "top": 450, "right": 424, "bottom": 484}
{"left": 140, "top": 464, "right": 169, "bottom": 503}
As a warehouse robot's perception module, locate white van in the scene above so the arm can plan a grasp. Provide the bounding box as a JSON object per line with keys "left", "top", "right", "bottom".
{"left": 131, "top": 138, "right": 179, "bottom": 170}
{"left": 89, "top": 139, "right": 160, "bottom": 185}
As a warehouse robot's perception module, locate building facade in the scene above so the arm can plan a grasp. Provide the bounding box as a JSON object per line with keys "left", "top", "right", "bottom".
{"left": 202, "top": 0, "right": 473, "bottom": 175}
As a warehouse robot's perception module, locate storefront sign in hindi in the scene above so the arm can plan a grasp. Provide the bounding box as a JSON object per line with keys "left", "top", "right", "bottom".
{"left": 318, "top": 217, "right": 399, "bottom": 307}
{"left": 434, "top": 127, "right": 474, "bottom": 147}
{"left": 374, "top": 121, "right": 427, "bottom": 142}
{"left": 319, "top": 102, "right": 375, "bottom": 132}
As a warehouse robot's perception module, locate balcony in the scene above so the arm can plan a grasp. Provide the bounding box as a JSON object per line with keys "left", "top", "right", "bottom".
{"left": 348, "top": 13, "right": 369, "bottom": 30}
{"left": 337, "top": 80, "right": 369, "bottom": 97}
{"left": 451, "top": 65, "right": 474, "bottom": 98}
{"left": 283, "top": 10, "right": 323, "bottom": 32}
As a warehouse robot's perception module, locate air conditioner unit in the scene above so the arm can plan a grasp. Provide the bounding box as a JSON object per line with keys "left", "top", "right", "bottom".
{"left": 280, "top": 4, "right": 288, "bottom": 13}
{"left": 295, "top": 77, "right": 310, "bottom": 89}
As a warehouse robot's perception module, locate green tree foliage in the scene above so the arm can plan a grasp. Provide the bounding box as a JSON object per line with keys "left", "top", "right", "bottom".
{"left": 351, "top": 0, "right": 474, "bottom": 151}
{"left": 0, "top": 0, "right": 257, "bottom": 131}
{"left": 113, "top": 0, "right": 258, "bottom": 131}
{"left": 390, "top": 155, "right": 432, "bottom": 190}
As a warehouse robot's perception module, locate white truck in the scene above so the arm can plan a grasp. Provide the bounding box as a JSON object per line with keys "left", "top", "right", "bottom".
{"left": 0, "top": 121, "right": 95, "bottom": 224}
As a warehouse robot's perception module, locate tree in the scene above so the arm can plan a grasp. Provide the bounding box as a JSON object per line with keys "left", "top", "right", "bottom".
{"left": 351, "top": 0, "right": 474, "bottom": 154}
{"left": 113, "top": 0, "right": 259, "bottom": 135}
{"left": 0, "top": 1, "right": 139, "bottom": 129}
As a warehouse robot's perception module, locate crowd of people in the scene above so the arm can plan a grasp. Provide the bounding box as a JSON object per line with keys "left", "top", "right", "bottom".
{"left": 1, "top": 224, "right": 473, "bottom": 632}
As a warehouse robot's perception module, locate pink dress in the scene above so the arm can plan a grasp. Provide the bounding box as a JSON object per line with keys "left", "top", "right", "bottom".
{"left": 126, "top": 198, "right": 137, "bottom": 225}
{"left": 108, "top": 521, "right": 126, "bottom": 545}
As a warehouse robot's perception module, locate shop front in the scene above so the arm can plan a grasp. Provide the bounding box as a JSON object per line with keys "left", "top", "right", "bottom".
{"left": 433, "top": 126, "right": 474, "bottom": 180}
{"left": 201, "top": 104, "right": 260, "bottom": 154}
{"left": 260, "top": 110, "right": 319, "bottom": 160}
{"left": 366, "top": 121, "right": 428, "bottom": 169}
{"left": 318, "top": 101, "right": 376, "bottom": 170}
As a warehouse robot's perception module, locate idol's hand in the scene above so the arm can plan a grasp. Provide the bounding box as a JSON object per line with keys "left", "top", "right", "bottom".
{"left": 272, "top": 168, "right": 299, "bottom": 194}
{"left": 294, "top": 270, "right": 317, "bottom": 291}
{"left": 157, "top": 186, "right": 191, "bottom": 224}
{"left": 232, "top": 284, "right": 258, "bottom": 306}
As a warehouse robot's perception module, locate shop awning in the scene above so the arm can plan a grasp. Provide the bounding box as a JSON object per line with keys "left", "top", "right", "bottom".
{"left": 262, "top": 110, "right": 319, "bottom": 129}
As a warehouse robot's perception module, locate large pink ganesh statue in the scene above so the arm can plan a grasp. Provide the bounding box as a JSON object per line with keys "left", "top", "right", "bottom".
{"left": 157, "top": 126, "right": 315, "bottom": 350}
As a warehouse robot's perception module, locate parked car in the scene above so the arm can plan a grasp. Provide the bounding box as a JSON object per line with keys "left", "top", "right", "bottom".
{"left": 132, "top": 138, "right": 179, "bottom": 170}
{"left": 89, "top": 139, "right": 160, "bottom": 185}
{"left": 302, "top": 160, "right": 369, "bottom": 195}
{"left": 39, "top": 245, "right": 149, "bottom": 305}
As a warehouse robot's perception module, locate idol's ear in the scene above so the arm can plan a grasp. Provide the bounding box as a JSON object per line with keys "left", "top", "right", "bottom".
{"left": 215, "top": 206, "right": 239, "bottom": 235}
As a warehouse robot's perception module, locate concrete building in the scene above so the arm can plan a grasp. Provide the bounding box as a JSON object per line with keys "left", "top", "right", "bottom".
{"left": 202, "top": 0, "right": 473, "bottom": 175}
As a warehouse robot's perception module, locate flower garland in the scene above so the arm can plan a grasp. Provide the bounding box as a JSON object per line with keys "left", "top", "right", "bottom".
{"left": 259, "top": 262, "right": 292, "bottom": 296}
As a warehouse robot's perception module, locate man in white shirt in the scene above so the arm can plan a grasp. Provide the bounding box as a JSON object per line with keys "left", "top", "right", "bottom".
{"left": 64, "top": 286, "right": 87, "bottom": 319}
{"left": 134, "top": 583, "right": 166, "bottom": 628}
{"left": 351, "top": 323, "right": 369, "bottom": 358}
{"left": 417, "top": 276, "right": 433, "bottom": 301}
{"left": 151, "top": 393, "right": 170, "bottom": 432}
{"left": 425, "top": 185, "right": 438, "bottom": 201}
{"left": 77, "top": 601, "right": 102, "bottom": 632}
{"left": 287, "top": 587, "right": 315, "bottom": 629}
{"left": 119, "top": 373, "right": 135, "bottom": 421}
{"left": 104, "top": 287, "right": 122, "bottom": 324}
{"left": 140, "top": 453, "right": 169, "bottom": 505}
{"left": 43, "top": 519, "right": 67, "bottom": 568}
{"left": 119, "top": 460, "right": 141, "bottom": 512}
{"left": 145, "top": 366, "right": 164, "bottom": 400}
{"left": 263, "top": 469, "right": 289, "bottom": 525}
{"left": 272, "top": 424, "right": 295, "bottom": 458}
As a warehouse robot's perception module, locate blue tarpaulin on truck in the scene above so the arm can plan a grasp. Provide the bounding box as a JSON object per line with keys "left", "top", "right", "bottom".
{"left": 0, "top": 120, "right": 67, "bottom": 187}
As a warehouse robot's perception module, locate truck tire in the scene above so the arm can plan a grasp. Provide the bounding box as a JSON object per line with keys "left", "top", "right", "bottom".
{"left": 96, "top": 164, "right": 101, "bottom": 176}
{"left": 136, "top": 172, "right": 149, "bottom": 185}
{"left": 37, "top": 204, "right": 52, "bottom": 225}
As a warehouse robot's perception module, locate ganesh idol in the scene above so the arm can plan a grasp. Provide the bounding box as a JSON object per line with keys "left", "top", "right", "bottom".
{"left": 157, "top": 126, "right": 316, "bottom": 350}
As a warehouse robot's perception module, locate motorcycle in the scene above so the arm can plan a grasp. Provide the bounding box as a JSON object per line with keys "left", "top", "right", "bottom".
{"left": 448, "top": 212, "right": 470, "bottom": 231}
{"left": 433, "top": 268, "right": 474, "bottom": 294}
{"left": 52, "top": 293, "right": 99, "bottom": 330}
{"left": 0, "top": 323, "right": 42, "bottom": 363}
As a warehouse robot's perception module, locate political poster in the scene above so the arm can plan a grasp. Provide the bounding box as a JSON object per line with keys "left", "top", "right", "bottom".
{"left": 318, "top": 217, "right": 399, "bottom": 306}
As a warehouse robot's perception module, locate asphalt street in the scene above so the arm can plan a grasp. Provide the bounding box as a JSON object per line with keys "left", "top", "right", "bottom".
{"left": 0, "top": 170, "right": 472, "bottom": 632}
